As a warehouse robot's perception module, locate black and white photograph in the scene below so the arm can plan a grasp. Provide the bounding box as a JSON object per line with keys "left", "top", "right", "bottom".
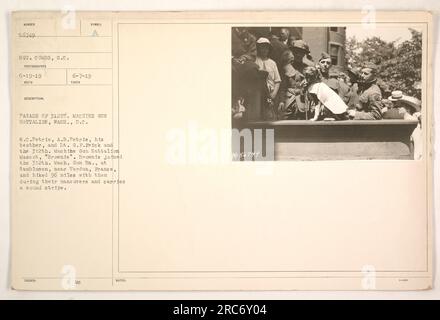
{"left": 232, "top": 26, "right": 424, "bottom": 160}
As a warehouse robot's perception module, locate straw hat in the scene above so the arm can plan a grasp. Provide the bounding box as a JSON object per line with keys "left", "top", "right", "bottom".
{"left": 388, "top": 90, "right": 404, "bottom": 101}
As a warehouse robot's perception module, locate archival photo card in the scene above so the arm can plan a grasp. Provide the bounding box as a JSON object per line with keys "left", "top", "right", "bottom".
{"left": 10, "top": 11, "right": 433, "bottom": 291}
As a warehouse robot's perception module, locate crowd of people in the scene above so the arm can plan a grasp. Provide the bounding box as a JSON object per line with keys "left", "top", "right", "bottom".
{"left": 231, "top": 27, "right": 422, "bottom": 125}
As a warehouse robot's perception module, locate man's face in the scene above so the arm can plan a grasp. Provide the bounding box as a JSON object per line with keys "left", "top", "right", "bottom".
{"left": 360, "top": 68, "right": 375, "bottom": 83}
{"left": 319, "top": 58, "right": 332, "bottom": 73}
{"left": 280, "top": 29, "right": 289, "bottom": 41}
{"left": 292, "top": 49, "right": 305, "bottom": 62}
{"left": 258, "top": 45, "right": 270, "bottom": 58}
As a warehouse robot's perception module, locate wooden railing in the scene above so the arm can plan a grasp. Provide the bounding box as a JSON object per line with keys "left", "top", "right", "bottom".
{"left": 239, "top": 119, "right": 419, "bottom": 160}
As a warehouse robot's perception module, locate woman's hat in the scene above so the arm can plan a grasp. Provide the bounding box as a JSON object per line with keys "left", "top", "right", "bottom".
{"left": 388, "top": 90, "right": 404, "bottom": 101}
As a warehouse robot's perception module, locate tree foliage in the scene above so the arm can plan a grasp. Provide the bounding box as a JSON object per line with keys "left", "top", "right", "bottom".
{"left": 345, "top": 28, "right": 422, "bottom": 99}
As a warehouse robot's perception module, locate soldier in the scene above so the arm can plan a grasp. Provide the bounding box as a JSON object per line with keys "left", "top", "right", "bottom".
{"left": 292, "top": 40, "right": 315, "bottom": 69}
{"left": 317, "top": 52, "right": 350, "bottom": 104}
{"left": 317, "top": 53, "right": 337, "bottom": 89}
{"left": 317, "top": 53, "right": 333, "bottom": 82}
{"left": 347, "top": 62, "right": 383, "bottom": 120}
{"left": 278, "top": 40, "right": 313, "bottom": 119}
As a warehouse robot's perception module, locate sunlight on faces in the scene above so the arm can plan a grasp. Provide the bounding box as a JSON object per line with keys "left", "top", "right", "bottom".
{"left": 360, "top": 67, "right": 375, "bottom": 83}
{"left": 319, "top": 58, "right": 332, "bottom": 73}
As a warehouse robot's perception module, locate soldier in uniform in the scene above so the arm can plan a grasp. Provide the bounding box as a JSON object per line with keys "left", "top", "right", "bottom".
{"left": 292, "top": 40, "right": 315, "bottom": 69}
{"left": 347, "top": 62, "right": 383, "bottom": 120}
{"left": 317, "top": 53, "right": 335, "bottom": 87}
{"left": 278, "top": 40, "right": 314, "bottom": 119}
{"left": 316, "top": 52, "right": 351, "bottom": 104}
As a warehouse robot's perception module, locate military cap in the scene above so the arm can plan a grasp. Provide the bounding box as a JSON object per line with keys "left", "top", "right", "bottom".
{"left": 319, "top": 52, "right": 331, "bottom": 62}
